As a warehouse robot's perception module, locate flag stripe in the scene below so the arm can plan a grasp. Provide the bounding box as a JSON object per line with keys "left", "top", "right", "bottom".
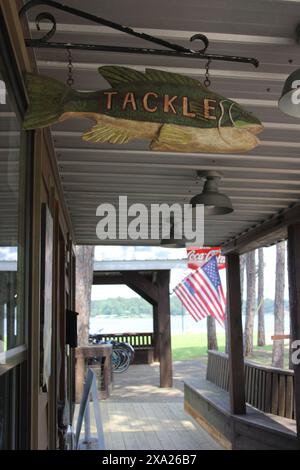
{"left": 174, "top": 256, "right": 226, "bottom": 325}
{"left": 174, "top": 286, "right": 199, "bottom": 322}
{"left": 175, "top": 288, "right": 199, "bottom": 322}
{"left": 187, "top": 276, "right": 222, "bottom": 323}
{"left": 186, "top": 278, "right": 212, "bottom": 320}
{"left": 194, "top": 271, "right": 224, "bottom": 319}
{"left": 195, "top": 269, "right": 224, "bottom": 318}
{"left": 178, "top": 284, "right": 203, "bottom": 321}
{"left": 192, "top": 272, "right": 224, "bottom": 323}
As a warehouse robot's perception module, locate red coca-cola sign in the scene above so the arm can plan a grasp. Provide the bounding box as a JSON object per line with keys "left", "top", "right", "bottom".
{"left": 187, "top": 246, "right": 226, "bottom": 270}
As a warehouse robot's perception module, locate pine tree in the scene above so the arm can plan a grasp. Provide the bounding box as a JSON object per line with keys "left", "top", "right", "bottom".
{"left": 257, "top": 248, "right": 265, "bottom": 347}
{"left": 272, "top": 241, "right": 285, "bottom": 368}
{"left": 207, "top": 315, "right": 218, "bottom": 351}
{"left": 244, "top": 251, "right": 256, "bottom": 356}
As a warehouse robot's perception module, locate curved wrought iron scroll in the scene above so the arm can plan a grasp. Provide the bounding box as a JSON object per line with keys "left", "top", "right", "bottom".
{"left": 19, "top": 0, "right": 259, "bottom": 67}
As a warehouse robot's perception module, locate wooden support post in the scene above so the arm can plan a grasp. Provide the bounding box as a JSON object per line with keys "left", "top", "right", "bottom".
{"left": 226, "top": 254, "right": 246, "bottom": 415}
{"left": 157, "top": 270, "right": 172, "bottom": 387}
{"left": 287, "top": 224, "right": 300, "bottom": 443}
{"left": 123, "top": 271, "right": 158, "bottom": 304}
{"left": 153, "top": 304, "right": 160, "bottom": 362}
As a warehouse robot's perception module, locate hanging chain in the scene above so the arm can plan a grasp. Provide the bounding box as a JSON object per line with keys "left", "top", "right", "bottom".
{"left": 204, "top": 59, "right": 211, "bottom": 87}
{"left": 66, "top": 49, "right": 74, "bottom": 87}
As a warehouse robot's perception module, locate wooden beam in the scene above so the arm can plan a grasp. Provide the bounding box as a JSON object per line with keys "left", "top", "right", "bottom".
{"left": 287, "top": 224, "right": 300, "bottom": 444}
{"left": 122, "top": 271, "right": 158, "bottom": 305}
{"left": 153, "top": 304, "right": 160, "bottom": 362}
{"left": 93, "top": 273, "right": 126, "bottom": 285}
{"left": 226, "top": 254, "right": 246, "bottom": 415}
{"left": 221, "top": 204, "right": 300, "bottom": 254}
{"left": 156, "top": 270, "right": 172, "bottom": 388}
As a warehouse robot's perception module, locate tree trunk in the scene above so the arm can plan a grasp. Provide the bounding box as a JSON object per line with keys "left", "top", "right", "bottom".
{"left": 257, "top": 248, "right": 266, "bottom": 346}
{"left": 207, "top": 315, "right": 218, "bottom": 351}
{"left": 75, "top": 246, "right": 95, "bottom": 346}
{"left": 244, "top": 251, "right": 256, "bottom": 356}
{"left": 272, "top": 241, "right": 285, "bottom": 368}
{"left": 240, "top": 254, "right": 246, "bottom": 303}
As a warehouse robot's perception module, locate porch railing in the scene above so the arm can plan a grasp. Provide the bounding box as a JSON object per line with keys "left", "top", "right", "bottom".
{"left": 207, "top": 350, "right": 295, "bottom": 419}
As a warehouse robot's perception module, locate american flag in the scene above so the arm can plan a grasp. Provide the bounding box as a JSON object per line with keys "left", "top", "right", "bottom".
{"left": 174, "top": 256, "right": 225, "bottom": 325}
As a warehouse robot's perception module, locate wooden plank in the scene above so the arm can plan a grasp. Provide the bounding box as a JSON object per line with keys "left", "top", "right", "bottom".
{"left": 278, "top": 375, "right": 286, "bottom": 417}
{"left": 123, "top": 402, "right": 151, "bottom": 450}
{"left": 138, "top": 403, "right": 164, "bottom": 450}
{"left": 220, "top": 355, "right": 225, "bottom": 389}
{"left": 148, "top": 403, "right": 179, "bottom": 450}
{"left": 285, "top": 375, "right": 294, "bottom": 419}
{"left": 226, "top": 254, "right": 246, "bottom": 415}
{"left": 287, "top": 223, "right": 300, "bottom": 443}
{"left": 250, "top": 367, "right": 255, "bottom": 407}
{"left": 245, "top": 365, "right": 250, "bottom": 402}
{"left": 100, "top": 402, "right": 113, "bottom": 450}
{"left": 216, "top": 355, "right": 220, "bottom": 387}
{"left": 261, "top": 370, "right": 266, "bottom": 412}
{"left": 225, "top": 358, "right": 229, "bottom": 391}
{"left": 257, "top": 369, "right": 262, "bottom": 410}
{"left": 250, "top": 366, "right": 256, "bottom": 407}
{"left": 265, "top": 372, "right": 272, "bottom": 413}
{"left": 123, "top": 271, "right": 158, "bottom": 304}
{"left": 210, "top": 353, "right": 215, "bottom": 383}
{"left": 106, "top": 402, "right": 126, "bottom": 450}
{"left": 271, "top": 373, "right": 279, "bottom": 415}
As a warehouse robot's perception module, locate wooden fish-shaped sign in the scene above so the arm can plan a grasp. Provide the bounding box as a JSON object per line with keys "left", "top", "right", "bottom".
{"left": 23, "top": 66, "right": 263, "bottom": 153}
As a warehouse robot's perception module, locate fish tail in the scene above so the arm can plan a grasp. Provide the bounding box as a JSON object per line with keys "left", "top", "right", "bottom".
{"left": 23, "top": 73, "right": 70, "bottom": 130}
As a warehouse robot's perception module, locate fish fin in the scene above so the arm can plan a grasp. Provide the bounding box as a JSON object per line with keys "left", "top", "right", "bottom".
{"left": 145, "top": 68, "right": 201, "bottom": 87}
{"left": 82, "top": 123, "right": 134, "bottom": 144}
{"left": 98, "top": 66, "right": 148, "bottom": 87}
{"left": 151, "top": 124, "right": 191, "bottom": 151}
{"left": 98, "top": 65, "right": 204, "bottom": 89}
{"left": 23, "top": 73, "right": 70, "bottom": 129}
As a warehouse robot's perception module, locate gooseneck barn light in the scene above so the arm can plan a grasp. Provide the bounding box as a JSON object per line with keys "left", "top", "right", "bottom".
{"left": 190, "top": 170, "right": 233, "bottom": 215}
{"left": 278, "top": 68, "right": 300, "bottom": 118}
{"left": 278, "top": 25, "right": 300, "bottom": 117}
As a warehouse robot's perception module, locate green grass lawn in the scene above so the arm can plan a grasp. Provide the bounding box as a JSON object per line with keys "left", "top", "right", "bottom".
{"left": 171, "top": 332, "right": 291, "bottom": 368}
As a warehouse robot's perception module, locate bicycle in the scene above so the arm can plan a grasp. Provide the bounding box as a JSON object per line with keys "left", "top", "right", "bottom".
{"left": 89, "top": 335, "right": 134, "bottom": 373}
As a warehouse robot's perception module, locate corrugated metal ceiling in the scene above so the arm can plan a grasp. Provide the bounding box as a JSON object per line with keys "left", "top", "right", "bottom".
{"left": 21, "top": 0, "right": 300, "bottom": 245}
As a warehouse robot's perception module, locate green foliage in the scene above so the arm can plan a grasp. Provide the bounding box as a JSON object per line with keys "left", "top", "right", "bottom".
{"left": 242, "top": 298, "right": 289, "bottom": 314}
{"left": 91, "top": 295, "right": 288, "bottom": 318}
{"left": 91, "top": 294, "right": 183, "bottom": 317}
{"left": 171, "top": 333, "right": 290, "bottom": 367}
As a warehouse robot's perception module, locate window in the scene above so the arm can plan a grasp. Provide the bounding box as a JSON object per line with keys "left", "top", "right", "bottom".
{"left": 0, "top": 70, "right": 24, "bottom": 353}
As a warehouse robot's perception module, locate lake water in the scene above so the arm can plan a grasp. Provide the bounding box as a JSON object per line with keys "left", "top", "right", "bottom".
{"left": 90, "top": 313, "right": 290, "bottom": 344}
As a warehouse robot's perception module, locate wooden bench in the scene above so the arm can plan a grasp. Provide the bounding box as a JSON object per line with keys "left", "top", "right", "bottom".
{"left": 185, "top": 378, "right": 298, "bottom": 450}
{"left": 184, "top": 350, "right": 299, "bottom": 449}
{"left": 90, "top": 332, "right": 154, "bottom": 365}
{"left": 206, "top": 350, "right": 295, "bottom": 419}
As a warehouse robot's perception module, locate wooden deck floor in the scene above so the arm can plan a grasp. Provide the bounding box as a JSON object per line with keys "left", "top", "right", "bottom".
{"left": 77, "top": 361, "right": 222, "bottom": 450}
